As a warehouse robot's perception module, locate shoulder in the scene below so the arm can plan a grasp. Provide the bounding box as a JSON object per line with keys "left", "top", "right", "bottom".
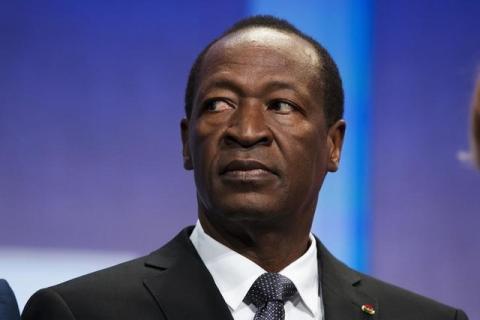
{"left": 0, "top": 279, "right": 20, "bottom": 320}
{"left": 0, "top": 279, "right": 15, "bottom": 297}
{"left": 22, "top": 228, "right": 196, "bottom": 320}
{"left": 22, "top": 255, "right": 161, "bottom": 320}
{"left": 357, "top": 272, "right": 468, "bottom": 319}
{"left": 316, "top": 238, "right": 468, "bottom": 319}
{"left": 0, "top": 278, "right": 13, "bottom": 296}
{"left": 48, "top": 255, "right": 151, "bottom": 296}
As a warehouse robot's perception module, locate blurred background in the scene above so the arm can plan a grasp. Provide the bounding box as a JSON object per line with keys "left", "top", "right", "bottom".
{"left": 1, "top": 0, "right": 479, "bottom": 317}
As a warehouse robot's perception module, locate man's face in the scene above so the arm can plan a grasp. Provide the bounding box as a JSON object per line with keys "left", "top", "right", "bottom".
{"left": 181, "top": 28, "right": 344, "bottom": 225}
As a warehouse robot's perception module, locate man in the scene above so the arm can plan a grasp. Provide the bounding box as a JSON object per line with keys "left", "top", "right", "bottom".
{"left": 22, "top": 15, "right": 468, "bottom": 320}
{"left": 0, "top": 279, "right": 20, "bottom": 320}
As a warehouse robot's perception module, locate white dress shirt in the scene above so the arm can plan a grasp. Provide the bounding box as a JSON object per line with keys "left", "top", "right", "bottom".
{"left": 190, "top": 220, "right": 324, "bottom": 320}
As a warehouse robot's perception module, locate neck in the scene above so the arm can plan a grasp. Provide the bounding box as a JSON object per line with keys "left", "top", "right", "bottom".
{"left": 198, "top": 211, "right": 312, "bottom": 272}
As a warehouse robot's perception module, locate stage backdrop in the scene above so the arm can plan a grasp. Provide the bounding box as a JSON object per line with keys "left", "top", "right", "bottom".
{"left": 0, "top": 0, "right": 479, "bottom": 317}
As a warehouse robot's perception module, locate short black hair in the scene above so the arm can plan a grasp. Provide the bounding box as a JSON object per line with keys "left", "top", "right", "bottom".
{"left": 184, "top": 15, "right": 344, "bottom": 127}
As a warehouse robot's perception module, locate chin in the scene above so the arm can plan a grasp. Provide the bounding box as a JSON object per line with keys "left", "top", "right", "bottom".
{"left": 210, "top": 194, "right": 286, "bottom": 222}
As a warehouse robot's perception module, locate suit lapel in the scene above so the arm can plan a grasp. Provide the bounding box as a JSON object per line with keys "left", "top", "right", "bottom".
{"left": 142, "top": 228, "right": 379, "bottom": 320}
{"left": 143, "top": 227, "right": 234, "bottom": 320}
{"left": 317, "top": 239, "right": 379, "bottom": 320}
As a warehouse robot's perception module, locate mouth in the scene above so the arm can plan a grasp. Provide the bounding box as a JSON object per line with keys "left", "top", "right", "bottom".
{"left": 220, "top": 159, "right": 277, "bottom": 180}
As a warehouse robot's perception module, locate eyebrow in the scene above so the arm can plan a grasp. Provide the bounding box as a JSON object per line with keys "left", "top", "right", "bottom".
{"left": 197, "top": 78, "right": 302, "bottom": 98}
{"left": 263, "top": 80, "right": 299, "bottom": 92}
{"left": 199, "top": 79, "right": 245, "bottom": 96}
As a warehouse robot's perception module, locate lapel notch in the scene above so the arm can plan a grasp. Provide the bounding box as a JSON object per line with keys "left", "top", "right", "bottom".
{"left": 143, "top": 227, "right": 234, "bottom": 320}
{"left": 317, "top": 239, "right": 379, "bottom": 320}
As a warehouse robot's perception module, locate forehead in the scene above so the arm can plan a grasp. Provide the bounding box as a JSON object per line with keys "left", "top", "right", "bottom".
{"left": 197, "top": 27, "right": 322, "bottom": 93}
{"left": 218, "top": 27, "right": 320, "bottom": 66}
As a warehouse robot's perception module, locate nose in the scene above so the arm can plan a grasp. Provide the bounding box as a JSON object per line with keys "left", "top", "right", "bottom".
{"left": 224, "top": 100, "right": 273, "bottom": 148}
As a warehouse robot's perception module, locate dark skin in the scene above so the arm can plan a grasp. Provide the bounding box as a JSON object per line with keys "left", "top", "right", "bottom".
{"left": 181, "top": 27, "right": 345, "bottom": 272}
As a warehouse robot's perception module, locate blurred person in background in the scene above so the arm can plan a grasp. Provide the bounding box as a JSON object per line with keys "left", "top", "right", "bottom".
{"left": 471, "top": 75, "right": 480, "bottom": 168}
{"left": 0, "top": 279, "right": 20, "bottom": 320}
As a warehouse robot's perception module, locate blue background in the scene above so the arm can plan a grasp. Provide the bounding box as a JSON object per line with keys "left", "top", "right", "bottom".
{"left": 1, "top": 0, "right": 479, "bottom": 317}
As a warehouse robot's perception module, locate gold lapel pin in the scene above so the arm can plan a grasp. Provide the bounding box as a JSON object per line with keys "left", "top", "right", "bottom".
{"left": 361, "top": 304, "right": 375, "bottom": 315}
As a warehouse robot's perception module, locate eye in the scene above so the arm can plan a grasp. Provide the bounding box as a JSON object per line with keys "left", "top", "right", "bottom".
{"left": 268, "top": 100, "right": 296, "bottom": 114}
{"left": 204, "top": 99, "right": 234, "bottom": 112}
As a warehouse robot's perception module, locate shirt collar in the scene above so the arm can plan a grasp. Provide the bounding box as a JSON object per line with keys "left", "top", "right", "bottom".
{"left": 279, "top": 232, "right": 319, "bottom": 317}
{"left": 189, "top": 220, "right": 319, "bottom": 317}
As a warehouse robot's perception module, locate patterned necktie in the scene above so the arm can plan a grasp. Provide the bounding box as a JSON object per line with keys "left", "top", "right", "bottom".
{"left": 246, "top": 272, "right": 297, "bottom": 320}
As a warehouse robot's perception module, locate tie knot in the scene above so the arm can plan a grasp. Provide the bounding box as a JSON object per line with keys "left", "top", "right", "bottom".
{"left": 246, "top": 273, "right": 297, "bottom": 308}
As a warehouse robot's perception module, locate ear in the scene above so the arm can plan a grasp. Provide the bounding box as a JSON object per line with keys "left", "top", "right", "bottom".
{"left": 326, "top": 119, "right": 346, "bottom": 172}
{"left": 180, "top": 118, "right": 193, "bottom": 170}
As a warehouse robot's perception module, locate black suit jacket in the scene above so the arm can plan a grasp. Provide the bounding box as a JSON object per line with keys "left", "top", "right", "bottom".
{"left": 22, "top": 227, "right": 468, "bottom": 320}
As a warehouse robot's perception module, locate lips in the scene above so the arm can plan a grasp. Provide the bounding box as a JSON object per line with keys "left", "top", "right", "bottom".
{"left": 220, "top": 159, "right": 276, "bottom": 176}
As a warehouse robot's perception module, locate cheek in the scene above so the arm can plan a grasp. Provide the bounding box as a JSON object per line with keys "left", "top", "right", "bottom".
{"left": 278, "top": 123, "right": 328, "bottom": 177}
{"left": 279, "top": 121, "right": 324, "bottom": 153}
{"left": 189, "top": 121, "right": 223, "bottom": 178}
{"left": 190, "top": 130, "right": 217, "bottom": 209}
